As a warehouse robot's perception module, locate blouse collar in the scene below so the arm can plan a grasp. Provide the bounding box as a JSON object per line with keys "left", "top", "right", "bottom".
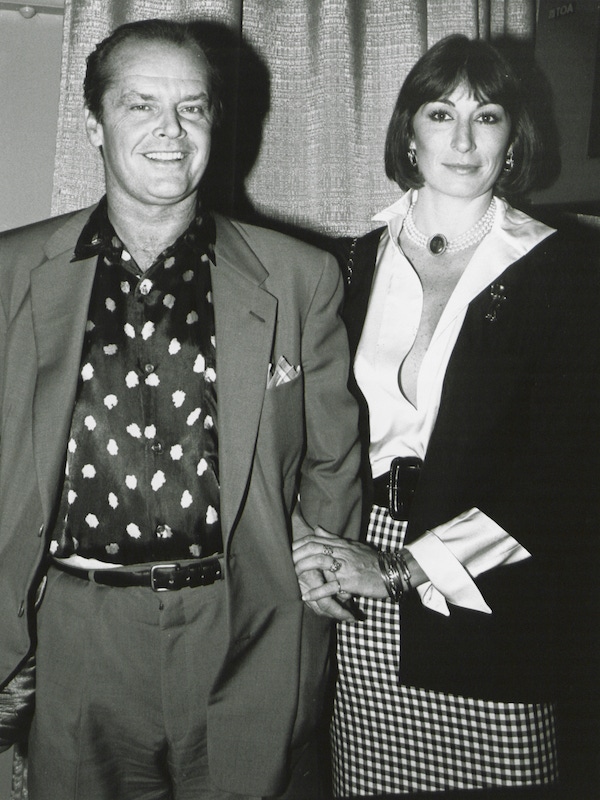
{"left": 373, "top": 190, "right": 556, "bottom": 340}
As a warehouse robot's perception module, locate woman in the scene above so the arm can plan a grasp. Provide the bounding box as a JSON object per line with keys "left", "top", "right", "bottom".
{"left": 293, "top": 35, "right": 600, "bottom": 797}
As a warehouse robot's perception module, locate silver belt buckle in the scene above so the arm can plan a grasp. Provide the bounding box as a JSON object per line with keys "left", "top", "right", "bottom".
{"left": 150, "top": 563, "right": 179, "bottom": 592}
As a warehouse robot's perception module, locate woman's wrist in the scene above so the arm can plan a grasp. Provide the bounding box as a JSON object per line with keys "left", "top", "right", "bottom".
{"left": 377, "top": 550, "right": 404, "bottom": 602}
{"left": 400, "top": 547, "right": 428, "bottom": 588}
{"left": 376, "top": 546, "right": 430, "bottom": 603}
{"left": 377, "top": 548, "right": 416, "bottom": 603}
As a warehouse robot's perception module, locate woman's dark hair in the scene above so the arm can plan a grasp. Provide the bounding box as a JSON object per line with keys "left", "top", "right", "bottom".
{"left": 384, "top": 34, "right": 542, "bottom": 197}
{"left": 84, "top": 18, "right": 222, "bottom": 126}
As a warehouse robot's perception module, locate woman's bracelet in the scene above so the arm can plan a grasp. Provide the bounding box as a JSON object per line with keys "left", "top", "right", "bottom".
{"left": 377, "top": 550, "right": 405, "bottom": 604}
{"left": 397, "top": 549, "right": 412, "bottom": 591}
{"left": 377, "top": 549, "right": 414, "bottom": 604}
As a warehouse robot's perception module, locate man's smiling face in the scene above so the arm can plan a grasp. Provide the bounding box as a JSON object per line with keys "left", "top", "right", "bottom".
{"left": 85, "top": 39, "right": 213, "bottom": 211}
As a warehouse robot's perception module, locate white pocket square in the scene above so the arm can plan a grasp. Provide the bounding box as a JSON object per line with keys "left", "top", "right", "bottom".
{"left": 267, "top": 356, "right": 301, "bottom": 388}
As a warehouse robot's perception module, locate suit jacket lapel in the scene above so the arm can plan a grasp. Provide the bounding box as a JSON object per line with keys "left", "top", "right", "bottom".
{"left": 30, "top": 215, "right": 97, "bottom": 520}
{"left": 212, "top": 216, "right": 277, "bottom": 540}
{"left": 28, "top": 209, "right": 276, "bottom": 535}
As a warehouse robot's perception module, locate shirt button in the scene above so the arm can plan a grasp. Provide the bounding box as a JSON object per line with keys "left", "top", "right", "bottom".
{"left": 144, "top": 363, "right": 155, "bottom": 374}
{"left": 151, "top": 441, "right": 163, "bottom": 455}
{"left": 139, "top": 278, "right": 153, "bottom": 295}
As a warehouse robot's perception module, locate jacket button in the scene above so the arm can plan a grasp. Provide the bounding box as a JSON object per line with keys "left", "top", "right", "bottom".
{"left": 17, "top": 601, "right": 25, "bottom": 617}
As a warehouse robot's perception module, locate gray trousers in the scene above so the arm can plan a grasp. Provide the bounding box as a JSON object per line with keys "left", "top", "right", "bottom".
{"left": 28, "top": 565, "right": 323, "bottom": 800}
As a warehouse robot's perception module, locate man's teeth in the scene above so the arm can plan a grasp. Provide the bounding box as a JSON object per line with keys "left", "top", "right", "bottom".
{"left": 145, "top": 152, "right": 185, "bottom": 160}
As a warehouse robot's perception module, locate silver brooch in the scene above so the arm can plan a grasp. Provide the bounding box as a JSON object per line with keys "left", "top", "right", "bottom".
{"left": 485, "top": 283, "right": 507, "bottom": 322}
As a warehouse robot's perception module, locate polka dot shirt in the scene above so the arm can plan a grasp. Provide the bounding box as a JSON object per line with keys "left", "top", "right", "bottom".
{"left": 50, "top": 198, "right": 222, "bottom": 564}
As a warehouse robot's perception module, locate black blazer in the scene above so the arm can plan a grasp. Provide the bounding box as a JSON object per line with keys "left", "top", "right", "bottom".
{"left": 338, "top": 224, "right": 600, "bottom": 702}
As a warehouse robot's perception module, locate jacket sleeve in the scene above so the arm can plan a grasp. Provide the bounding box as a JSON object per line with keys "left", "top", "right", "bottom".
{"left": 296, "top": 251, "right": 362, "bottom": 540}
{"left": 486, "top": 233, "right": 600, "bottom": 561}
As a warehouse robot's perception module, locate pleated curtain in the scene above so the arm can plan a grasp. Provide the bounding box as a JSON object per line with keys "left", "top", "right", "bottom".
{"left": 51, "top": 0, "right": 535, "bottom": 236}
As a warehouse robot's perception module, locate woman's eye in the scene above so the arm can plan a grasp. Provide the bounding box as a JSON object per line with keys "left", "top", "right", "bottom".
{"left": 428, "top": 109, "right": 451, "bottom": 122}
{"left": 477, "top": 106, "right": 506, "bottom": 124}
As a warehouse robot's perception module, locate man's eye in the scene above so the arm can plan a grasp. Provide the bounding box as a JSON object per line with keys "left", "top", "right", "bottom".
{"left": 131, "top": 104, "right": 151, "bottom": 112}
{"left": 181, "top": 105, "right": 207, "bottom": 117}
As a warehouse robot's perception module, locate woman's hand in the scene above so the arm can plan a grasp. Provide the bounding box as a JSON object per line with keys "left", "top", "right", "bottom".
{"left": 292, "top": 528, "right": 387, "bottom": 604}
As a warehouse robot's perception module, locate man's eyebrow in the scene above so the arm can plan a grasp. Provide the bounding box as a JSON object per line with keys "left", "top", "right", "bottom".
{"left": 119, "top": 91, "right": 156, "bottom": 102}
{"left": 179, "top": 92, "right": 210, "bottom": 103}
{"left": 118, "top": 90, "right": 209, "bottom": 103}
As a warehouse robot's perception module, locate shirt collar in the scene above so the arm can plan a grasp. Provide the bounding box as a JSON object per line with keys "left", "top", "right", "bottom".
{"left": 72, "top": 194, "right": 216, "bottom": 266}
{"left": 372, "top": 189, "right": 415, "bottom": 241}
{"left": 372, "top": 189, "right": 554, "bottom": 265}
{"left": 371, "top": 190, "right": 555, "bottom": 341}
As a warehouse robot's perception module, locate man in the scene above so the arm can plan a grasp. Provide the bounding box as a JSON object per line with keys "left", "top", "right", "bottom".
{"left": 0, "top": 19, "right": 361, "bottom": 800}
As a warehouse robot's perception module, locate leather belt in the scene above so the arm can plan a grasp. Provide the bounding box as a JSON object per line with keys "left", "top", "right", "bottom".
{"left": 53, "top": 555, "right": 224, "bottom": 592}
{"left": 372, "top": 456, "right": 423, "bottom": 521}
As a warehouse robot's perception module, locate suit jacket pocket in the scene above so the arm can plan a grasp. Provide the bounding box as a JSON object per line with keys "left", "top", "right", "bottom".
{"left": 258, "top": 376, "right": 304, "bottom": 475}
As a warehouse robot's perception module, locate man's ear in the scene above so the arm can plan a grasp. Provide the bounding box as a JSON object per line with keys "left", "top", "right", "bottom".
{"left": 85, "top": 108, "right": 104, "bottom": 149}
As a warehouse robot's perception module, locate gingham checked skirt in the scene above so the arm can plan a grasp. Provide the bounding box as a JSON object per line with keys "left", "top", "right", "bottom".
{"left": 331, "top": 505, "right": 558, "bottom": 797}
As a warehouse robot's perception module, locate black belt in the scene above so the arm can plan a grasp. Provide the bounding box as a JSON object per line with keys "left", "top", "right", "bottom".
{"left": 53, "top": 555, "right": 224, "bottom": 592}
{"left": 372, "top": 456, "right": 423, "bottom": 520}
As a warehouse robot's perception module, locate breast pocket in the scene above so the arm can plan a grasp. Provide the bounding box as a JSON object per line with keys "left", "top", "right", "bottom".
{"left": 258, "top": 376, "right": 304, "bottom": 475}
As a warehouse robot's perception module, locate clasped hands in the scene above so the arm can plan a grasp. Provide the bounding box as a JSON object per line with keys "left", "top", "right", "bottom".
{"left": 292, "top": 527, "right": 387, "bottom": 621}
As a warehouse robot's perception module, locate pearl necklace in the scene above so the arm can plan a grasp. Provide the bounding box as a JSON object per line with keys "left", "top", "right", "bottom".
{"left": 403, "top": 197, "right": 496, "bottom": 256}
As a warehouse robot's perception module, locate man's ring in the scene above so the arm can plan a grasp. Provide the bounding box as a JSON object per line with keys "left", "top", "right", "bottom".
{"left": 330, "top": 558, "right": 342, "bottom": 573}
{"left": 323, "top": 545, "right": 333, "bottom": 556}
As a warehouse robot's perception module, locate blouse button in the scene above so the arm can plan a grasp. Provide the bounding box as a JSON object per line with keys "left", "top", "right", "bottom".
{"left": 151, "top": 441, "right": 163, "bottom": 455}
{"left": 139, "top": 278, "right": 153, "bottom": 296}
{"left": 156, "top": 524, "right": 167, "bottom": 537}
{"left": 144, "top": 363, "right": 155, "bottom": 374}
{"left": 17, "top": 601, "right": 25, "bottom": 617}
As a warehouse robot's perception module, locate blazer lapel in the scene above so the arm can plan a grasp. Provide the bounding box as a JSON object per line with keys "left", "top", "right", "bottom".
{"left": 30, "top": 218, "right": 97, "bottom": 520}
{"left": 343, "top": 228, "right": 382, "bottom": 356}
{"left": 28, "top": 209, "right": 276, "bottom": 534}
{"left": 212, "top": 216, "right": 277, "bottom": 540}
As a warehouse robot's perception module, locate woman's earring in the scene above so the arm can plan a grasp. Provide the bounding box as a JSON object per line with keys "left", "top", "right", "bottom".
{"left": 503, "top": 145, "right": 514, "bottom": 173}
{"left": 408, "top": 147, "right": 417, "bottom": 168}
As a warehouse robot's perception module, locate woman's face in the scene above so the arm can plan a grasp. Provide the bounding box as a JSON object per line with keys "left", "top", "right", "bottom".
{"left": 410, "top": 82, "right": 511, "bottom": 201}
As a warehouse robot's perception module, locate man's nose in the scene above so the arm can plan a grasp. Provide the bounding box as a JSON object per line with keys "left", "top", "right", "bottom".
{"left": 153, "top": 109, "right": 184, "bottom": 139}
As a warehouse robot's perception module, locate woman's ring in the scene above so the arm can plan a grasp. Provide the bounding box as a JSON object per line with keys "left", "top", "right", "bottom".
{"left": 323, "top": 545, "right": 333, "bottom": 556}
{"left": 329, "top": 558, "right": 342, "bottom": 573}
